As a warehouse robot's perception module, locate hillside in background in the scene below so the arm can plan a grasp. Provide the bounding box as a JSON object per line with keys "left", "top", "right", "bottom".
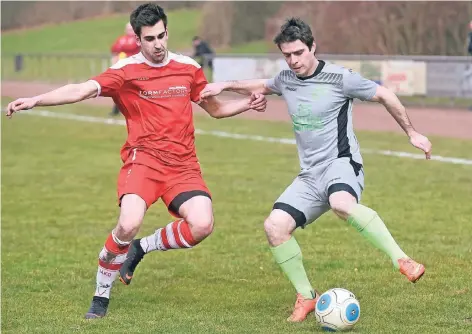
{"left": 2, "top": 8, "right": 268, "bottom": 55}
{"left": 2, "top": 9, "right": 202, "bottom": 54}
{"left": 1, "top": 1, "right": 200, "bottom": 31}
{"left": 4, "top": 1, "right": 471, "bottom": 56}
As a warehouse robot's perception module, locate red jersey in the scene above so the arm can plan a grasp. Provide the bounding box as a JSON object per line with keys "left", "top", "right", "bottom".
{"left": 89, "top": 52, "right": 208, "bottom": 166}
{"left": 110, "top": 35, "right": 140, "bottom": 57}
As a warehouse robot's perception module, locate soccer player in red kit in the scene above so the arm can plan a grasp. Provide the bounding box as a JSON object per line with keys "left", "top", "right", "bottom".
{"left": 110, "top": 22, "right": 141, "bottom": 60}
{"left": 109, "top": 22, "right": 141, "bottom": 116}
{"left": 6, "top": 3, "right": 267, "bottom": 319}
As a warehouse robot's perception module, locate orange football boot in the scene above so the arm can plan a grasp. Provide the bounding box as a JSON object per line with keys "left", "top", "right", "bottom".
{"left": 287, "top": 291, "right": 319, "bottom": 322}
{"left": 398, "top": 258, "right": 425, "bottom": 283}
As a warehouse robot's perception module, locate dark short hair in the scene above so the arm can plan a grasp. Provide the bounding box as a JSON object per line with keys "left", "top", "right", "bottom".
{"left": 273, "top": 18, "right": 314, "bottom": 50}
{"left": 192, "top": 36, "right": 200, "bottom": 41}
{"left": 130, "top": 3, "right": 168, "bottom": 37}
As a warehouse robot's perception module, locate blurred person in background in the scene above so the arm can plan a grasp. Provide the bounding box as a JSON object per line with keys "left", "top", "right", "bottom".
{"left": 468, "top": 20, "right": 472, "bottom": 56}
{"left": 192, "top": 36, "right": 214, "bottom": 73}
{"left": 109, "top": 22, "right": 140, "bottom": 116}
{"left": 467, "top": 20, "right": 472, "bottom": 110}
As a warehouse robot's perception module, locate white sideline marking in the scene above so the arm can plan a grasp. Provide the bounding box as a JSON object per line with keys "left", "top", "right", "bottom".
{"left": 14, "top": 109, "right": 472, "bottom": 166}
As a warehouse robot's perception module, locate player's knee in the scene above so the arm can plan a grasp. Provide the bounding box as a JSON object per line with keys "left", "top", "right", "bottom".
{"left": 329, "top": 191, "right": 358, "bottom": 220}
{"left": 115, "top": 220, "right": 141, "bottom": 241}
{"left": 116, "top": 212, "right": 144, "bottom": 240}
{"left": 179, "top": 195, "right": 214, "bottom": 241}
{"left": 264, "top": 210, "right": 295, "bottom": 246}
{"left": 263, "top": 216, "right": 276, "bottom": 236}
{"left": 116, "top": 194, "right": 147, "bottom": 240}
{"left": 187, "top": 214, "right": 214, "bottom": 241}
{"left": 264, "top": 216, "right": 285, "bottom": 239}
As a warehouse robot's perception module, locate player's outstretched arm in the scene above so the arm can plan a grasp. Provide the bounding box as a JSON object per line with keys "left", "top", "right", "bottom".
{"left": 200, "top": 79, "right": 275, "bottom": 99}
{"left": 368, "top": 85, "right": 432, "bottom": 159}
{"left": 199, "top": 93, "right": 267, "bottom": 119}
{"left": 5, "top": 81, "right": 99, "bottom": 118}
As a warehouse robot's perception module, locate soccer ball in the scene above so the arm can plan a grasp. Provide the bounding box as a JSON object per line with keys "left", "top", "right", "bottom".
{"left": 314, "top": 288, "right": 360, "bottom": 332}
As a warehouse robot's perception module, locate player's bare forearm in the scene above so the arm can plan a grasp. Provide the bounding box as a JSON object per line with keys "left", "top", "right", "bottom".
{"left": 217, "top": 99, "right": 254, "bottom": 118}
{"left": 369, "top": 86, "right": 416, "bottom": 136}
{"left": 199, "top": 94, "right": 266, "bottom": 119}
{"left": 35, "top": 82, "right": 98, "bottom": 106}
{"left": 368, "top": 86, "right": 432, "bottom": 159}
{"left": 223, "top": 79, "right": 268, "bottom": 95}
{"left": 223, "top": 79, "right": 273, "bottom": 95}
{"left": 200, "top": 96, "right": 252, "bottom": 118}
{"left": 200, "top": 80, "right": 274, "bottom": 101}
{"left": 6, "top": 81, "right": 99, "bottom": 117}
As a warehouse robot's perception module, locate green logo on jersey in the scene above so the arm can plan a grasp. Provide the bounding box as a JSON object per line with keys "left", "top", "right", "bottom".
{"left": 292, "top": 103, "right": 323, "bottom": 131}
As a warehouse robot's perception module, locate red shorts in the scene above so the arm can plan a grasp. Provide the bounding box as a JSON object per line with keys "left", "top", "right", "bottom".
{"left": 117, "top": 149, "right": 211, "bottom": 216}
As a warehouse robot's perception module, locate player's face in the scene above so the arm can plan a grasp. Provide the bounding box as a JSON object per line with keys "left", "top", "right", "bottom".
{"left": 279, "top": 40, "right": 317, "bottom": 77}
{"left": 137, "top": 21, "right": 169, "bottom": 64}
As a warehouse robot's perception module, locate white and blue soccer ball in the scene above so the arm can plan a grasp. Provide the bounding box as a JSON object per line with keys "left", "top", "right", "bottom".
{"left": 314, "top": 288, "right": 360, "bottom": 332}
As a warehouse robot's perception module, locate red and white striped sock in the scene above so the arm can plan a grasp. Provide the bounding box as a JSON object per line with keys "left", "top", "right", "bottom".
{"left": 94, "top": 231, "right": 130, "bottom": 299}
{"left": 140, "top": 219, "right": 198, "bottom": 253}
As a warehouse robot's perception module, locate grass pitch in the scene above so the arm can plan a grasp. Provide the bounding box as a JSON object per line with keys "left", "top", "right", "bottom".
{"left": 2, "top": 100, "right": 472, "bottom": 333}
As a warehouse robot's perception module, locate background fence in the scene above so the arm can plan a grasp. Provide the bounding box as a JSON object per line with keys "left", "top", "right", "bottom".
{"left": 2, "top": 52, "right": 472, "bottom": 101}
{"left": 213, "top": 54, "right": 472, "bottom": 99}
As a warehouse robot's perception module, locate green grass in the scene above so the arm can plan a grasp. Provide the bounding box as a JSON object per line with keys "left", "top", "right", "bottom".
{"left": 1, "top": 9, "right": 200, "bottom": 54}
{"left": 2, "top": 99, "right": 472, "bottom": 333}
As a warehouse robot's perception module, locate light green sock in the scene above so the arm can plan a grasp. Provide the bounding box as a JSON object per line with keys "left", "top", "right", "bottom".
{"left": 270, "top": 236, "right": 315, "bottom": 299}
{"left": 347, "top": 204, "right": 408, "bottom": 269}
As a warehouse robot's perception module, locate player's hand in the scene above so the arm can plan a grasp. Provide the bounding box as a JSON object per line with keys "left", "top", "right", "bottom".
{"left": 200, "top": 83, "right": 226, "bottom": 100}
{"left": 409, "top": 131, "right": 432, "bottom": 159}
{"left": 249, "top": 93, "right": 267, "bottom": 112}
{"left": 6, "top": 97, "right": 38, "bottom": 118}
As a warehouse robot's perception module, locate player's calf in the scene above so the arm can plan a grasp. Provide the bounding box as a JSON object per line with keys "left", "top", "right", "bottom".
{"left": 329, "top": 191, "right": 426, "bottom": 281}
{"left": 264, "top": 208, "right": 319, "bottom": 322}
{"left": 119, "top": 194, "right": 214, "bottom": 285}
{"left": 85, "top": 231, "right": 130, "bottom": 319}
{"left": 119, "top": 219, "right": 204, "bottom": 285}
{"left": 85, "top": 194, "right": 147, "bottom": 319}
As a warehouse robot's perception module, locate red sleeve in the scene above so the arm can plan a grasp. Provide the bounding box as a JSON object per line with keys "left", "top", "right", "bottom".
{"left": 90, "top": 68, "right": 125, "bottom": 97}
{"left": 191, "top": 67, "right": 208, "bottom": 103}
{"left": 111, "top": 36, "right": 125, "bottom": 53}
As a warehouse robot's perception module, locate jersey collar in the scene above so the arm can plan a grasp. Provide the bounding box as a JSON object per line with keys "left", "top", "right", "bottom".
{"left": 136, "top": 51, "right": 175, "bottom": 67}
{"left": 296, "top": 60, "right": 325, "bottom": 81}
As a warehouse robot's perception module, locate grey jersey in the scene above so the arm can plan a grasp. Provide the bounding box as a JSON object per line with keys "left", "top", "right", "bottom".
{"left": 265, "top": 60, "right": 378, "bottom": 170}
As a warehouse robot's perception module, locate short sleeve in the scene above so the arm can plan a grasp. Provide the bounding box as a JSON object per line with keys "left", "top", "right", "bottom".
{"left": 265, "top": 72, "right": 283, "bottom": 96}
{"left": 89, "top": 68, "right": 125, "bottom": 97}
{"left": 342, "top": 69, "right": 378, "bottom": 101}
{"left": 191, "top": 67, "right": 208, "bottom": 103}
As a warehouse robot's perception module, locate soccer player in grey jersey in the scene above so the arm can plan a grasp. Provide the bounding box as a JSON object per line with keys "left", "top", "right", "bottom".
{"left": 201, "top": 18, "right": 432, "bottom": 322}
